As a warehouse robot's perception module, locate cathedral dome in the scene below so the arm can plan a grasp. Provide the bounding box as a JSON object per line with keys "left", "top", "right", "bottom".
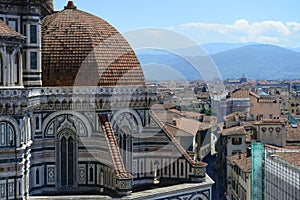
{"left": 42, "top": 1, "right": 145, "bottom": 87}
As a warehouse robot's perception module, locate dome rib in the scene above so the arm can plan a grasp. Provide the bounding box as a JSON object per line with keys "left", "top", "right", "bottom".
{"left": 42, "top": 5, "right": 145, "bottom": 87}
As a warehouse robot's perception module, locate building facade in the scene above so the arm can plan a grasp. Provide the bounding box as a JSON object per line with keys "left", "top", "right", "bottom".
{"left": 227, "top": 153, "right": 251, "bottom": 200}
{"left": 226, "top": 88, "right": 280, "bottom": 120}
{"left": 216, "top": 124, "right": 247, "bottom": 199}
{"left": 0, "top": 1, "right": 213, "bottom": 199}
{"left": 254, "top": 120, "right": 286, "bottom": 148}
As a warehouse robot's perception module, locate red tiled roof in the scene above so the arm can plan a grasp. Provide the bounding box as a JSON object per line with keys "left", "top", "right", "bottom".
{"left": 286, "top": 126, "right": 300, "bottom": 142}
{"left": 227, "top": 153, "right": 251, "bottom": 173}
{"left": 150, "top": 104, "right": 176, "bottom": 110}
{"left": 165, "top": 124, "right": 195, "bottom": 137}
{"left": 271, "top": 152, "right": 300, "bottom": 168}
{"left": 0, "top": 19, "right": 24, "bottom": 39}
{"left": 98, "top": 114, "right": 132, "bottom": 179}
{"left": 168, "top": 109, "right": 204, "bottom": 118}
{"left": 249, "top": 91, "right": 260, "bottom": 99}
{"left": 42, "top": 2, "right": 145, "bottom": 87}
{"left": 228, "top": 88, "right": 250, "bottom": 99}
{"left": 254, "top": 119, "right": 287, "bottom": 124}
{"left": 219, "top": 125, "right": 246, "bottom": 136}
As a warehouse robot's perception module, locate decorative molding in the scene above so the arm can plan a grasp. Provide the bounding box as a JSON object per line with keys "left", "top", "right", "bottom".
{"left": 47, "top": 165, "right": 55, "bottom": 184}
{"left": 42, "top": 110, "right": 92, "bottom": 138}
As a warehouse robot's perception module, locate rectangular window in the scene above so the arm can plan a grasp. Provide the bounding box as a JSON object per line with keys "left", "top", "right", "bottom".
{"left": 8, "top": 20, "right": 17, "bottom": 31}
{"left": 23, "top": 24, "right": 26, "bottom": 36}
{"left": 269, "top": 114, "right": 273, "bottom": 119}
{"left": 30, "top": 52, "right": 38, "bottom": 70}
{"left": 232, "top": 138, "right": 242, "bottom": 145}
{"left": 30, "top": 25, "right": 37, "bottom": 44}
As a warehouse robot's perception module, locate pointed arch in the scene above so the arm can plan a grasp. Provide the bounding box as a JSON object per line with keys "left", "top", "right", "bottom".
{"left": 42, "top": 110, "right": 92, "bottom": 137}
{"left": 99, "top": 168, "right": 104, "bottom": 185}
{"left": 57, "top": 129, "right": 77, "bottom": 189}
{"left": 89, "top": 167, "right": 94, "bottom": 182}
{"left": 0, "top": 116, "right": 21, "bottom": 147}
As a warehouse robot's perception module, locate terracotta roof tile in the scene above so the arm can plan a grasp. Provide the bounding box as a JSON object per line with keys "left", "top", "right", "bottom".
{"left": 98, "top": 114, "right": 132, "bottom": 179}
{"left": 0, "top": 19, "right": 24, "bottom": 39}
{"left": 228, "top": 88, "right": 250, "bottom": 99}
{"left": 271, "top": 152, "right": 300, "bottom": 168}
{"left": 42, "top": 4, "right": 144, "bottom": 87}
{"left": 227, "top": 153, "right": 251, "bottom": 173}
{"left": 219, "top": 125, "right": 246, "bottom": 136}
{"left": 286, "top": 126, "right": 300, "bottom": 142}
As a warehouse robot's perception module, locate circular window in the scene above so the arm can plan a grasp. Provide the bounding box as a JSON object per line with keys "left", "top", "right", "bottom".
{"left": 269, "top": 127, "right": 274, "bottom": 133}
{"left": 276, "top": 127, "right": 281, "bottom": 132}
{"left": 262, "top": 127, "right": 267, "bottom": 132}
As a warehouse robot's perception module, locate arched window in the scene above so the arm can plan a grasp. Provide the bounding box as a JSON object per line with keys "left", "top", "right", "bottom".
{"left": 69, "top": 101, "right": 73, "bottom": 109}
{"left": 172, "top": 161, "right": 176, "bottom": 176}
{"left": 14, "top": 53, "right": 20, "bottom": 85}
{"left": 67, "top": 137, "right": 74, "bottom": 186}
{"left": 140, "top": 161, "right": 144, "bottom": 175}
{"left": 0, "top": 122, "right": 15, "bottom": 147}
{"left": 118, "top": 126, "right": 132, "bottom": 172}
{"left": 36, "top": 168, "right": 40, "bottom": 185}
{"left": 89, "top": 167, "right": 94, "bottom": 182}
{"left": 58, "top": 130, "right": 76, "bottom": 189}
{"left": 62, "top": 100, "right": 68, "bottom": 110}
{"left": 0, "top": 54, "right": 3, "bottom": 84}
{"left": 150, "top": 160, "right": 153, "bottom": 175}
{"left": 35, "top": 116, "right": 40, "bottom": 130}
{"left": 164, "top": 161, "right": 168, "bottom": 176}
{"left": 99, "top": 169, "right": 104, "bottom": 185}
{"left": 61, "top": 136, "right": 67, "bottom": 186}
{"left": 180, "top": 162, "right": 184, "bottom": 176}
{"left": 154, "top": 160, "right": 160, "bottom": 177}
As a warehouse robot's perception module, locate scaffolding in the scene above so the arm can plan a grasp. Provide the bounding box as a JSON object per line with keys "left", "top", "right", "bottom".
{"left": 251, "top": 142, "right": 265, "bottom": 200}
{"left": 288, "top": 113, "right": 298, "bottom": 124}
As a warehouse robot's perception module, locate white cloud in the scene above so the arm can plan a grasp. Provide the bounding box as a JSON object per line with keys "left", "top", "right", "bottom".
{"left": 178, "top": 19, "right": 300, "bottom": 46}
{"left": 287, "top": 22, "right": 300, "bottom": 32}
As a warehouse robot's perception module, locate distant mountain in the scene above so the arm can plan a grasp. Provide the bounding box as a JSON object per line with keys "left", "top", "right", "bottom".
{"left": 201, "top": 42, "right": 257, "bottom": 54}
{"left": 211, "top": 44, "right": 300, "bottom": 80}
{"left": 289, "top": 47, "right": 300, "bottom": 53}
{"left": 136, "top": 50, "right": 201, "bottom": 81}
{"left": 136, "top": 44, "right": 300, "bottom": 81}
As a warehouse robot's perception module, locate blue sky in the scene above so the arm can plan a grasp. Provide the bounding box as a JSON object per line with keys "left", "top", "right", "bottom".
{"left": 54, "top": 0, "right": 300, "bottom": 47}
